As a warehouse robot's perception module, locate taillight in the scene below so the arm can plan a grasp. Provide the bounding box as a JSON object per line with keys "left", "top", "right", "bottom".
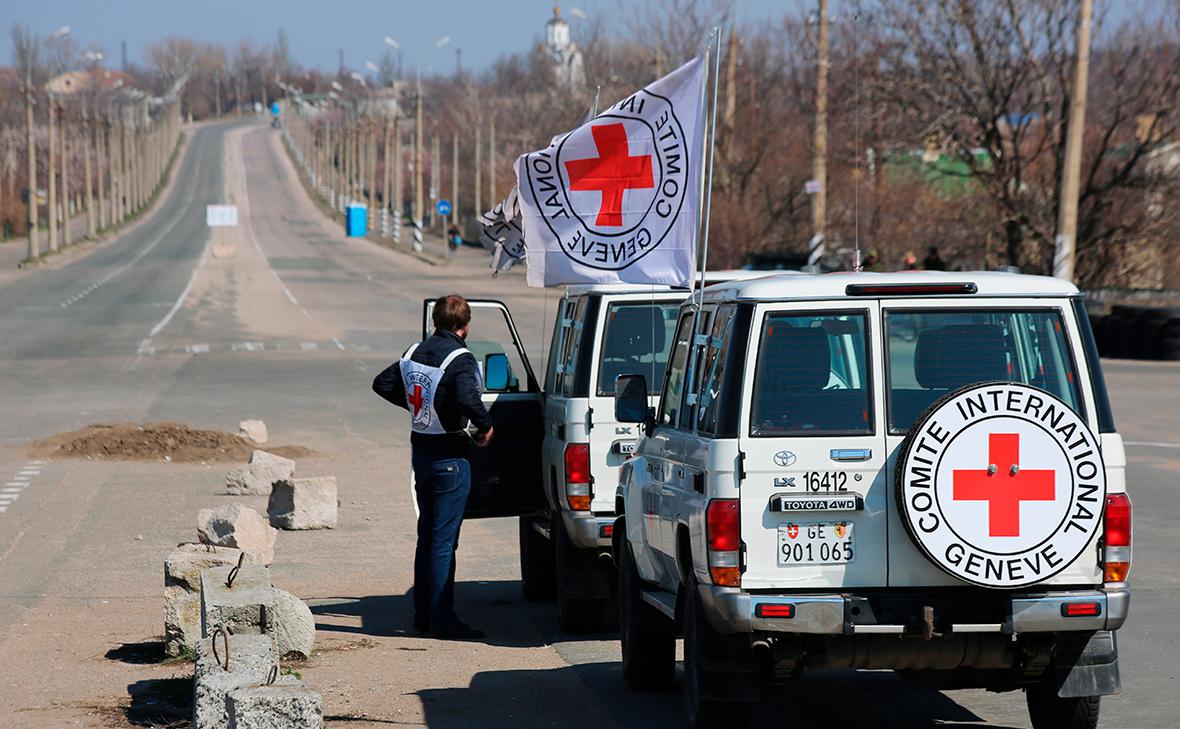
{"left": 564, "top": 444, "right": 591, "bottom": 511}
{"left": 1103, "top": 493, "right": 1132, "bottom": 583}
{"left": 706, "top": 499, "right": 741, "bottom": 586}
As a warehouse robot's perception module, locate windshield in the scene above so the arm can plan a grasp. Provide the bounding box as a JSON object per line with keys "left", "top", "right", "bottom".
{"left": 750, "top": 311, "right": 873, "bottom": 436}
{"left": 597, "top": 302, "right": 680, "bottom": 396}
{"left": 886, "top": 309, "right": 1081, "bottom": 432}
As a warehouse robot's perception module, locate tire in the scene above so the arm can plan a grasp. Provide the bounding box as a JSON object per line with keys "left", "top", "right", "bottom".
{"left": 519, "top": 515, "right": 556, "bottom": 602}
{"left": 554, "top": 515, "right": 606, "bottom": 633}
{"left": 683, "top": 576, "right": 754, "bottom": 729}
{"left": 1026, "top": 682, "right": 1100, "bottom": 729}
{"left": 619, "top": 543, "right": 675, "bottom": 690}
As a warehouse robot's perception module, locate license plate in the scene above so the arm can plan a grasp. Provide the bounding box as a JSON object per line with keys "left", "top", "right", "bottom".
{"left": 777, "top": 521, "right": 855, "bottom": 565}
{"left": 615, "top": 441, "right": 636, "bottom": 455}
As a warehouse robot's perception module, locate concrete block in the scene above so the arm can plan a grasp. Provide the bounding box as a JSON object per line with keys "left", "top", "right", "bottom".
{"left": 200, "top": 564, "right": 273, "bottom": 638}
{"left": 226, "top": 450, "right": 295, "bottom": 496}
{"left": 193, "top": 633, "right": 276, "bottom": 729}
{"left": 267, "top": 477, "right": 337, "bottom": 530}
{"left": 164, "top": 544, "right": 261, "bottom": 657}
{"left": 227, "top": 683, "right": 323, "bottom": 728}
{"left": 198, "top": 504, "right": 278, "bottom": 565}
{"left": 268, "top": 588, "right": 316, "bottom": 659}
{"left": 238, "top": 420, "right": 269, "bottom": 444}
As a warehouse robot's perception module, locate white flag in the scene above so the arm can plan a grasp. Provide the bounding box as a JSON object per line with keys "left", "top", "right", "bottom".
{"left": 478, "top": 186, "right": 525, "bottom": 274}
{"left": 514, "top": 57, "right": 706, "bottom": 287}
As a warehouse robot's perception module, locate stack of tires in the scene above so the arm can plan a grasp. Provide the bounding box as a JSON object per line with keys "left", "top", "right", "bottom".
{"left": 1090, "top": 304, "right": 1180, "bottom": 361}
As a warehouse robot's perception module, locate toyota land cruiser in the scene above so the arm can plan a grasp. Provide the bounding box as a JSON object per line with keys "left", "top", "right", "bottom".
{"left": 612, "top": 272, "right": 1129, "bottom": 729}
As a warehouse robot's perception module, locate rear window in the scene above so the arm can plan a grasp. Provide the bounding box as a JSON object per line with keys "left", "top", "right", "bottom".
{"left": 886, "top": 309, "right": 1081, "bottom": 432}
{"left": 596, "top": 302, "right": 679, "bottom": 396}
{"left": 750, "top": 312, "right": 873, "bottom": 436}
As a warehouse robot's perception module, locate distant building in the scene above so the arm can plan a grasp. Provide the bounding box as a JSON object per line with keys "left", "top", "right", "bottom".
{"left": 545, "top": 6, "right": 585, "bottom": 90}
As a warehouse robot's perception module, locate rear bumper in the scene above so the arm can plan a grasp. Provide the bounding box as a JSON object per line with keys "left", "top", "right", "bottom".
{"left": 560, "top": 510, "right": 616, "bottom": 550}
{"left": 700, "top": 584, "right": 1130, "bottom": 636}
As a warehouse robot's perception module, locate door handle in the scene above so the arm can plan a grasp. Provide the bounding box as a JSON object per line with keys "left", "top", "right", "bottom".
{"left": 831, "top": 448, "right": 872, "bottom": 462}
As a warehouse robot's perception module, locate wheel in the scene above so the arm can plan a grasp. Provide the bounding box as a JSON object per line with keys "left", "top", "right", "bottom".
{"left": 619, "top": 542, "right": 675, "bottom": 690}
{"left": 554, "top": 515, "right": 606, "bottom": 633}
{"left": 683, "top": 576, "right": 754, "bottom": 729}
{"left": 519, "top": 515, "right": 555, "bottom": 602}
{"left": 1026, "top": 682, "right": 1100, "bottom": 729}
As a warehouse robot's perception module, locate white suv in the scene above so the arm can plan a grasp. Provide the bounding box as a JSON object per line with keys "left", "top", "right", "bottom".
{"left": 612, "top": 272, "right": 1129, "bottom": 729}
{"left": 519, "top": 284, "right": 688, "bottom": 631}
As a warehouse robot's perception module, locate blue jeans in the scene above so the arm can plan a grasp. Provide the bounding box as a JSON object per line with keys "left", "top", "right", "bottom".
{"left": 411, "top": 455, "right": 472, "bottom": 630}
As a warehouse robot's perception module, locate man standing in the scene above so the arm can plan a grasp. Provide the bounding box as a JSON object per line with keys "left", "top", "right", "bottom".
{"left": 372, "top": 294, "right": 494, "bottom": 640}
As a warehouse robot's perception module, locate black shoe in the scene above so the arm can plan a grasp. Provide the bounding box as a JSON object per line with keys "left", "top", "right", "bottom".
{"left": 429, "top": 622, "right": 485, "bottom": 641}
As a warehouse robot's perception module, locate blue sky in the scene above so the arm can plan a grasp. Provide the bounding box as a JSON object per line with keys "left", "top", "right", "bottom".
{"left": 2, "top": 0, "right": 804, "bottom": 75}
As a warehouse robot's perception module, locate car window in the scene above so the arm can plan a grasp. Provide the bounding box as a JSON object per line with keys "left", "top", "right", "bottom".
{"left": 679, "top": 310, "right": 713, "bottom": 430}
{"left": 886, "top": 309, "right": 1081, "bottom": 432}
{"left": 657, "top": 312, "right": 694, "bottom": 428}
{"left": 544, "top": 298, "right": 567, "bottom": 394}
{"left": 556, "top": 297, "right": 588, "bottom": 397}
{"left": 596, "top": 301, "right": 679, "bottom": 396}
{"left": 750, "top": 311, "right": 872, "bottom": 437}
{"left": 696, "top": 306, "right": 736, "bottom": 435}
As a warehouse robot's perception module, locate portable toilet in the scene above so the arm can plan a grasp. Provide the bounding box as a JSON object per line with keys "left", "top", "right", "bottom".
{"left": 346, "top": 204, "right": 368, "bottom": 237}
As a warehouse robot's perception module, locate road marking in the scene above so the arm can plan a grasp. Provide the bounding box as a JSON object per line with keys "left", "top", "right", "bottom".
{"left": 240, "top": 148, "right": 303, "bottom": 308}
{"left": 137, "top": 239, "right": 210, "bottom": 356}
{"left": 187, "top": 343, "right": 210, "bottom": 354}
{"left": 61, "top": 157, "right": 203, "bottom": 309}
{"left": 0, "top": 461, "right": 43, "bottom": 515}
{"left": 1125, "top": 441, "right": 1180, "bottom": 449}
{"left": 332, "top": 338, "right": 345, "bottom": 351}
{"left": 300, "top": 342, "right": 318, "bottom": 351}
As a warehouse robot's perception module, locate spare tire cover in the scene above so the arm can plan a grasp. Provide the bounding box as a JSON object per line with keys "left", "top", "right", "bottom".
{"left": 895, "top": 382, "right": 1106, "bottom": 589}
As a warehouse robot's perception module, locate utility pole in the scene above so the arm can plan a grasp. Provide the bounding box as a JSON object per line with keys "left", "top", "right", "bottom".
{"left": 96, "top": 102, "right": 107, "bottom": 230}
{"left": 1054, "top": 0, "right": 1094, "bottom": 283}
{"left": 393, "top": 117, "right": 402, "bottom": 245}
{"left": 84, "top": 98, "right": 95, "bottom": 238}
{"left": 24, "top": 62, "right": 38, "bottom": 260}
{"left": 383, "top": 117, "right": 392, "bottom": 237}
{"left": 451, "top": 132, "right": 458, "bottom": 227}
{"left": 430, "top": 134, "right": 439, "bottom": 229}
{"left": 120, "top": 41, "right": 127, "bottom": 71}
{"left": 61, "top": 102, "right": 71, "bottom": 247}
{"left": 488, "top": 116, "right": 496, "bottom": 206}
{"left": 809, "top": 0, "right": 829, "bottom": 269}
{"left": 47, "top": 95, "right": 58, "bottom": 253}
{"left": 413, "top": 69, "right": 424, "bottom": 252}
{"left": 474, "top": 123, "right": 482, "bottom": 217}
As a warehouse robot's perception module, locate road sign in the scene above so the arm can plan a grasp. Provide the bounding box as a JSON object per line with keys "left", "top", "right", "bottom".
{"left": 804, "top": 179, "right": 822, "bottom": 194}
{"left": 270, "top": 102, "right": 280, "bottom": 117}
{"left": 206, "top": 204, "right": 239, "bottom": 227}
{"left": 435, "top": 199, "right": 452, "bottom": 217}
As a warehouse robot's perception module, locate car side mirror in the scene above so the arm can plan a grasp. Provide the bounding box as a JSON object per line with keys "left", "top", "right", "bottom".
{"left": 614, "top": 374, "right": 649, "bottom": 423}
{"left": 484, "top": 353, "right": 511, "bottom": 392}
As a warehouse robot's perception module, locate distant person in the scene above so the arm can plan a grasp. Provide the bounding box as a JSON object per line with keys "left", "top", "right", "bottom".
{"left": 923, "top": 246, "right": 947, "bottom": 271}
{"left": 903, "top": 250, "right": 919, "bottom": 270}
{"left": 861, "top": 248, "right": 882, "bottom": 272}
{"left": 447, "top": 225, "right": 462, "bottom": 251}
{"left": 372, "top": 294, "right": 493, "bottom": 640}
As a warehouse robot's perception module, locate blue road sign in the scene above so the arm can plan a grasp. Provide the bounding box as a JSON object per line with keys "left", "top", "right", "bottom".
{"left": 436, "top": 199, "right": 453, "bottom": 216}
{"left": 270, "top": 102, "right": 281, "bottom": 117}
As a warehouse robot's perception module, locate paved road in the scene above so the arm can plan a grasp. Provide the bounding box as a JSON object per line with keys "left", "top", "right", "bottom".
{"left": 0, "top": 119, "right": 1175, "bottom": 728}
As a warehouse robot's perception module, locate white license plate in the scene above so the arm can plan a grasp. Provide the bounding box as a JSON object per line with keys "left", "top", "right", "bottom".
{"left": 777, "top": 521, "right": 855, "bottom": 565}
{"left": 616, "top": 441, "right": 636, "bottom": 454}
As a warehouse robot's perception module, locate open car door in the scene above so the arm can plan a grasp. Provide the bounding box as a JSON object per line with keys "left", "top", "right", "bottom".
{"left": 419, "top": 298, "right": 546, "bottom": 519}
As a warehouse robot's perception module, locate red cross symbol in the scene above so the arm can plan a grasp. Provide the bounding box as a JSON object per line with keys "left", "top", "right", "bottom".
{"left": 953, "top": 433, "right": 1055, "bottom": 537}
{"left": 564, "top": 123, "right": 655, "bottom": 227}
{"left": 407, "top": 384, "right": 426, "bottom": 417}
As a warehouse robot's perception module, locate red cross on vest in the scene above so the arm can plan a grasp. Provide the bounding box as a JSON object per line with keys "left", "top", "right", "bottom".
{"left": 407, "top": 384, "right": 426, "bottom": 417}
{"left": 953, "top": 433, "right": 1055, "bottom": 537}
{"left": 564, "top": 123, "right": 655, "bottom": 227}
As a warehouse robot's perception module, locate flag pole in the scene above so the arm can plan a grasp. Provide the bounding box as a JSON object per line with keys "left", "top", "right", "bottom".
{"left": 697, "top": 25, "right": 723, "bottom": 298}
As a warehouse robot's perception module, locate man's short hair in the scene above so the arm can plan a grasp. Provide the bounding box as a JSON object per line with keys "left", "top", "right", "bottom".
{"left": 433, "top": 294, "right": 471, "bottom": 332}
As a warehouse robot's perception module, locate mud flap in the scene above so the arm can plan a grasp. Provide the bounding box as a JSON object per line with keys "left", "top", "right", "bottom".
{"left": 1054, "top": 630, "right": 1121, "bottom": 698}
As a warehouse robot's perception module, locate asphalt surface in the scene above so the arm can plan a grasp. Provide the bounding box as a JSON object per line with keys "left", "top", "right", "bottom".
{"left": 0, "top": 118, "right": 1175, "bottom": 728}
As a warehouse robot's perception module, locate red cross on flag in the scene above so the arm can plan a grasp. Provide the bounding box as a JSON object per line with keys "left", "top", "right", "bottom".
{"left": 514, "top": 57, "right": 706, "bottom": 287}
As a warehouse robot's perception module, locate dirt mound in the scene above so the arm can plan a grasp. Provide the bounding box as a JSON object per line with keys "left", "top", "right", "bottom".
{"left": 29, "top": 422, "right": 314, "bottom": 463}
